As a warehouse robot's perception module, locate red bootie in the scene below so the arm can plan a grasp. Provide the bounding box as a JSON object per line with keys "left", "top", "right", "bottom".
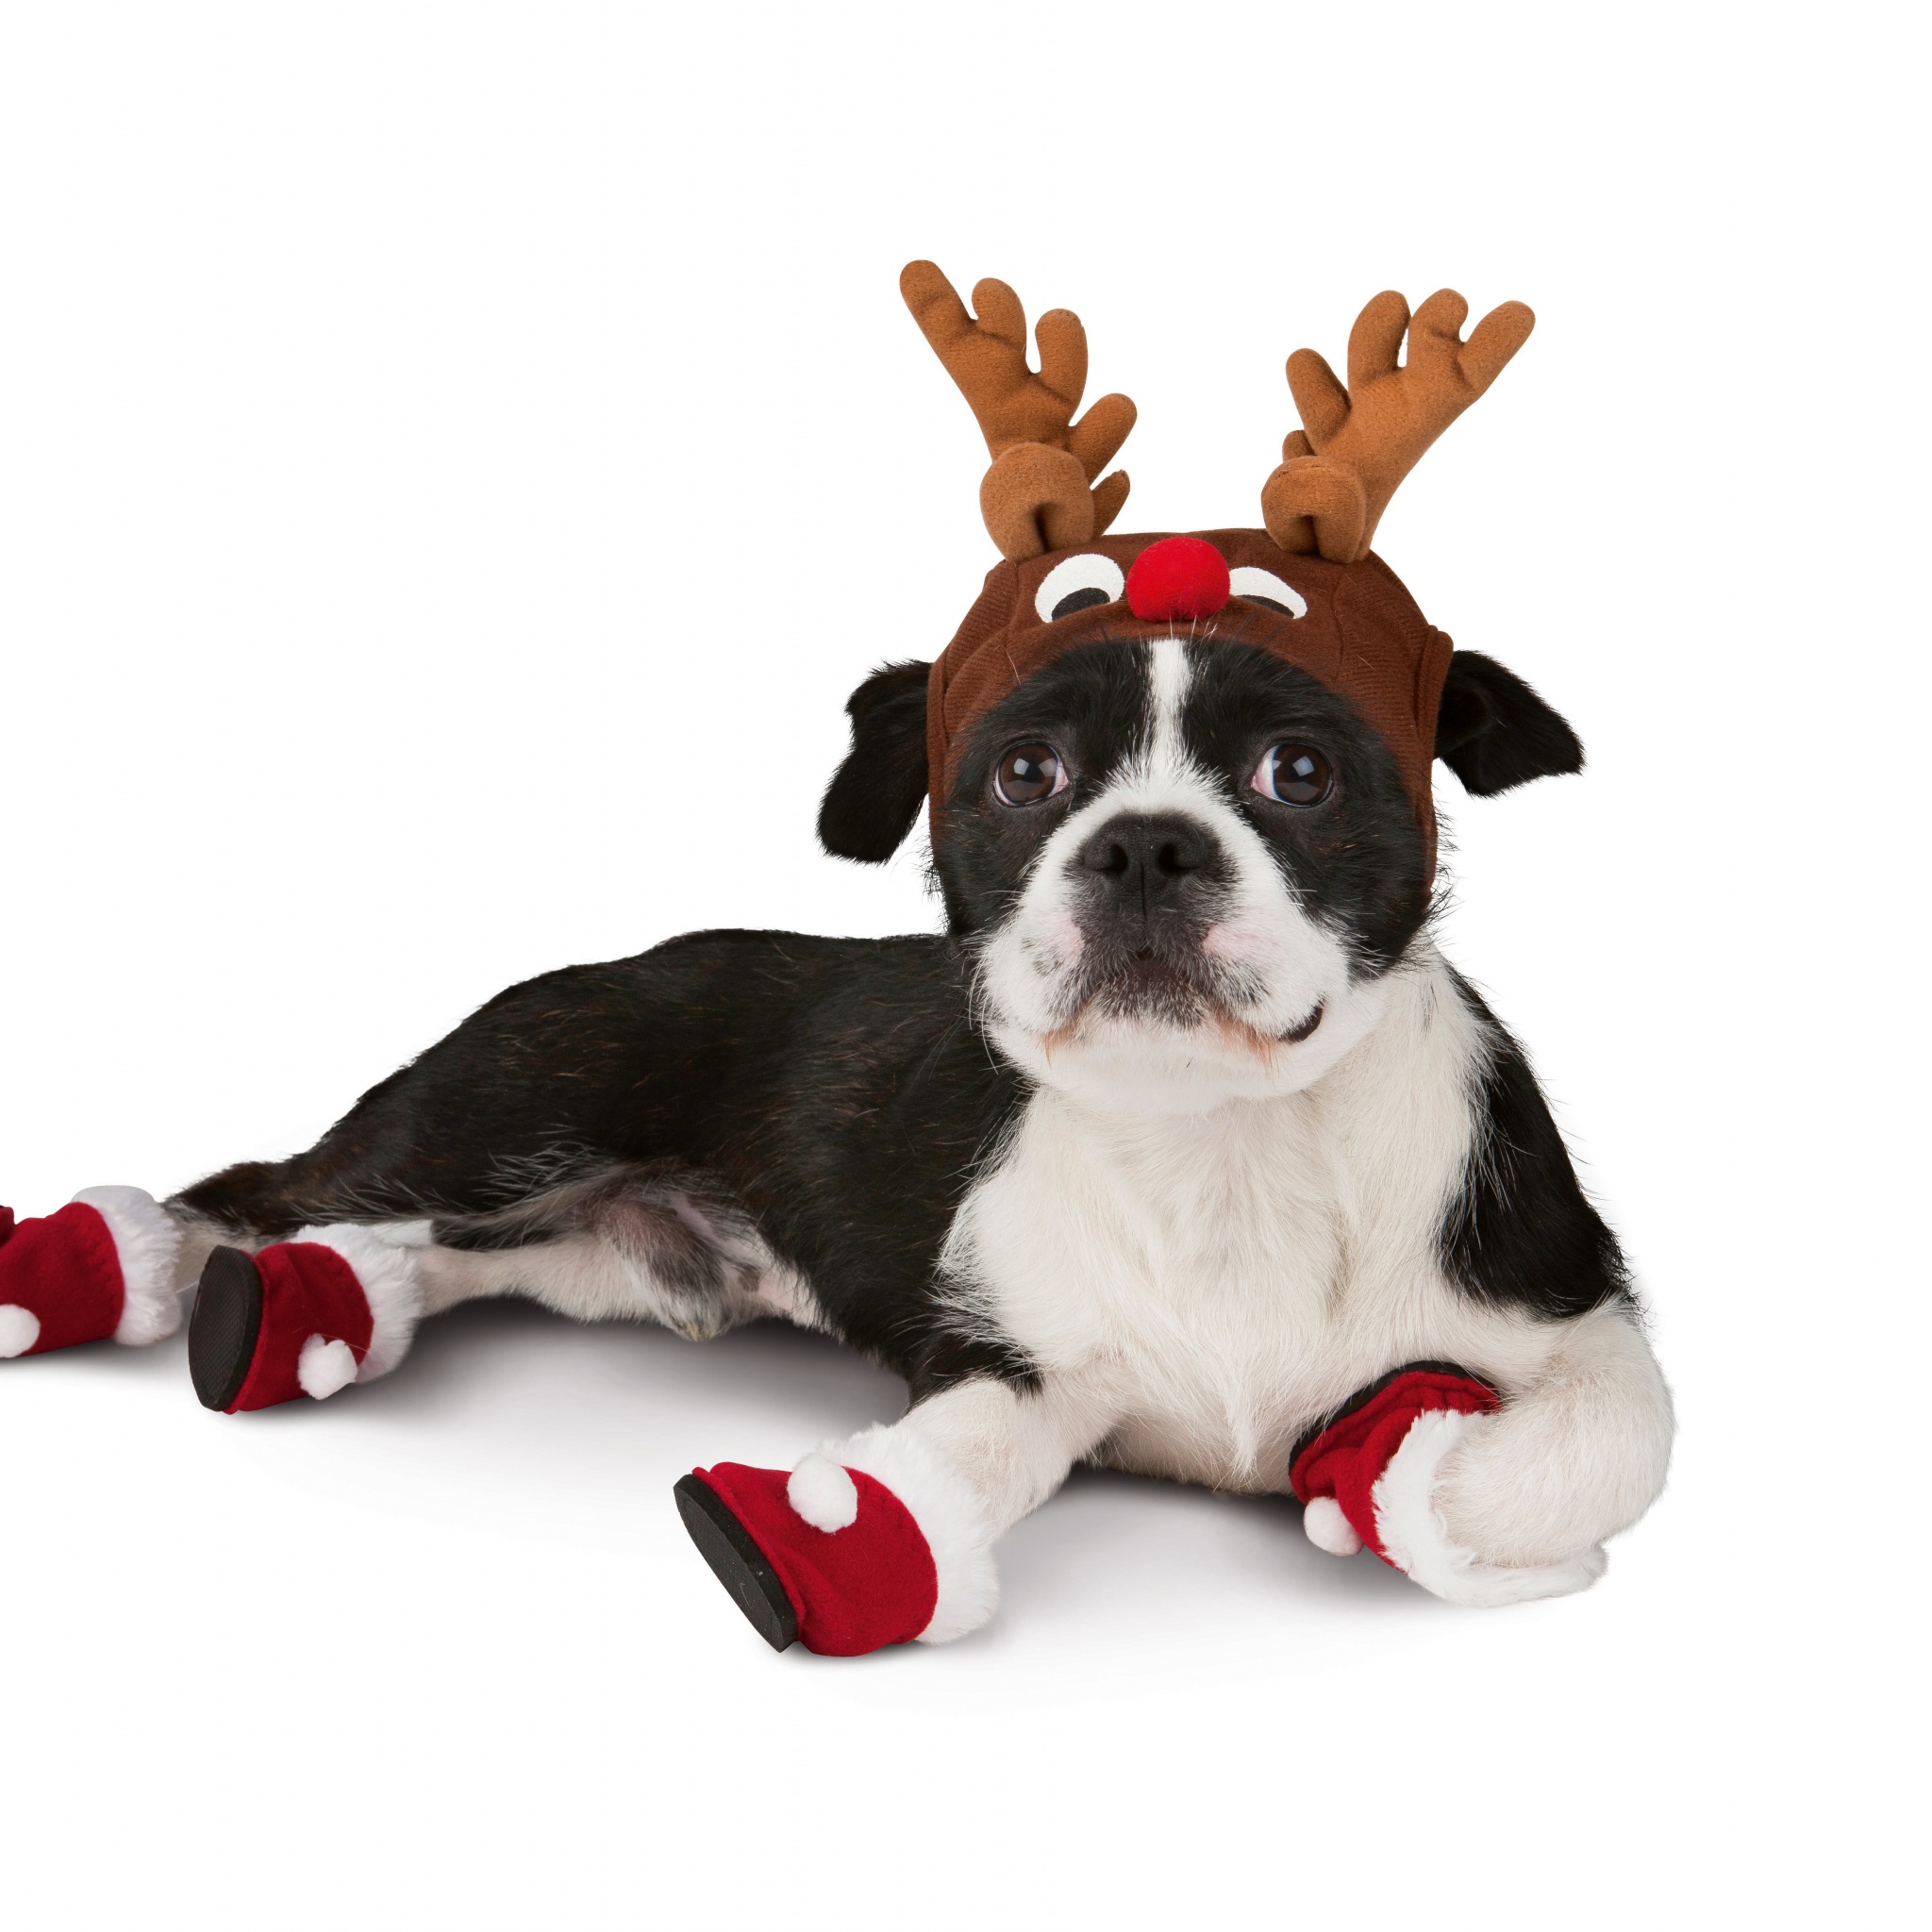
{"left": 0, "top": 1188, "right": 183, "bottom": 1358}
{"left": 189, "top": 1224, "right": 422, "bottom": 1412}
{"left": 1291, "top": 1361, "right": 1605, "bottom": 1606}
{"left": 675, "top": 1432, "right": 996, "bottom": 1655}
{"left": 1291, "top": 1362, "right": 1502, "bottom": 1561}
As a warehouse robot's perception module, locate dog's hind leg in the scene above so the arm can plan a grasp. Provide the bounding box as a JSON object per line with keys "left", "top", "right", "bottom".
{"left": 178, "top": 1154, "right": 794, "bottom": 1412}
{"left": 0, "top": 1186, "right": 189, "bottom": 1359}
{"left": 183, "top": 1222, "right": 425, "bottom": 1413}
{"left": 0, "top": 1152, "right": 362, "bottom": 1365}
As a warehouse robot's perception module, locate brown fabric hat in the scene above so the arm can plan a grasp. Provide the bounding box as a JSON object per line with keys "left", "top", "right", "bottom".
{"left": 927, "top": 529, "right": 1453, "bottom": 875}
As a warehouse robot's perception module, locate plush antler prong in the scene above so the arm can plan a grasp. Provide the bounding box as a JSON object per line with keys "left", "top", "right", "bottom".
{"left": 902, "top": 260, "right": 1136, "bottom": 561}
{"left": 1263, "top": 289, "right": 1534, "bottom": 563}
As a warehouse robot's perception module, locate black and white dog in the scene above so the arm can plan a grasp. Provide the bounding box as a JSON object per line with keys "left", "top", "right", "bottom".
{"left": 0, "top": 273, "right": 1674, "bottom": 1655}
{"left": 153, "top": 612, "right": 1669, "bottom": 1646}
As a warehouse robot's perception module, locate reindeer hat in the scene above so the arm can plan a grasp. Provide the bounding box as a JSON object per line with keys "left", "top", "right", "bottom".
{"left": 904, "top": 261, "right": 1535, "bottom": 877}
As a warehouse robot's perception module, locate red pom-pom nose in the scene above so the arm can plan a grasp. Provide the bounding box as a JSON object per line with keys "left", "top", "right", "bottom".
{"left": 1125, "top": 537, "right": 1231, "bottom": 623}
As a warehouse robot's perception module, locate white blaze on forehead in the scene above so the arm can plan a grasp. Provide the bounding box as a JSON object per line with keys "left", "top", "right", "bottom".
{"left": 1143, "top": 638, "right": 1193, "bottom": 770}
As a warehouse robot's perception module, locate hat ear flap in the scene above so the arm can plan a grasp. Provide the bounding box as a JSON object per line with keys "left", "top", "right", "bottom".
{"left": 1435, "top": 651, "right": 1584, "bottom": 796}
{"left": 818, "top": 661, "right": 932, "bottom": 862}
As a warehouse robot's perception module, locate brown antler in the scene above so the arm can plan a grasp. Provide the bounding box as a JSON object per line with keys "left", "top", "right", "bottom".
{"left": 1261, "top": 290, "right": 1534, "bottom": 563}
{"left": 901, "top": 260, "right": 1136, "bottom": 561}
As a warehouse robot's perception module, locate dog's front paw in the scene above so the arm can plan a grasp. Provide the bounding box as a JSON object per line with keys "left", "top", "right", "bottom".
{"left": 674, "top": 1455, "right": 941, "bottom": 1656}
{"left": 1374, "top": 1408, "right": 1607, "bottom": 1607}
{"left": 675, "top": 1428, "right": 1000, "bottom": 1656}
{"left": 1291, "top": 1364, "right": 1605, "bottom": 1607}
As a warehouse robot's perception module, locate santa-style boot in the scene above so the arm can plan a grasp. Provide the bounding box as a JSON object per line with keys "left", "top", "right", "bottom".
{"left": 1290, "top": 1360, "right": 1606, "bottom": 1606}
{"left": 675, "top": 1425, "right": 997, "bottom": 1655}
{"left": 188, "top": 1225, "right": 422, "bottom": 1412}
{"left": 0, "top": 1187, "right": 184, "bottom": 1358}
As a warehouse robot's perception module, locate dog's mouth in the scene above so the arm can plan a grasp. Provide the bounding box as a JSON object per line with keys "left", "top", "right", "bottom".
{"left": 1047, "top": 940, "right": 1325, "bottom": 1052}
{"left": 1075, "top": 946, "right": 1218, "bottom": 1024}
{"left": 1279, "top": 1000, "right": 1324, "bottom": 1043}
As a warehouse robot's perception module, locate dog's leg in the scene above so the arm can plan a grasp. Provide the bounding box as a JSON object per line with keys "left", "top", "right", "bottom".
{"left": 185, "top": 1223, "right": 425, "bottom": 1412}
{"left": 1293, "top": 1304, "right": 1674, "bottom": 1605}
{"left": 185, "top": 1193, "right": 785, "bottom": 1413}
{"left": 410, "top": 1227, "right": 770, "bottom": 1340}
{"left": 1428, "top": 1304, "right": 1674, "bottom": 1575}
{"left": 0, "top": 1188, "right": 188, "bottom": 1357}
{"left": 676, "top": 1372, "right": 1115, "bottom": 1656}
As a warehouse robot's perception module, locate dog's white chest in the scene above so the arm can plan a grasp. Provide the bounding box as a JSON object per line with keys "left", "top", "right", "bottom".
{"left": 946, "top": 1091, "right": 1341, "bottom": 1483}
{"left": 941, "top": 963, "right": 1488, "bottom": 1489}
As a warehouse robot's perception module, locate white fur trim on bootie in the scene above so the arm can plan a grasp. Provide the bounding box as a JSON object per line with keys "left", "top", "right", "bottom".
{"left": 71, "top": 1187, "right": 184, "bottom": 1346}
{"left": 291, "top": 1224, "right": 424, "bottom": 1381}
{"left": 297, "top": 1335, "right": 359, "bottom": 1400}
{"left": 1302, "top": 1495, "right": 1364, "bottom": 1557}
{"left": 1372, "top": 1408, "right": 1609, "bottom": 1607}
{"left": 836, "top": 1424, "right": 1000, "bottom": 1645}
{"left": 0, "top": 1304, "right": 42, "bottom": 1357}
{"left": 788, "top": 1452, "right": 861, "bottom": 1531}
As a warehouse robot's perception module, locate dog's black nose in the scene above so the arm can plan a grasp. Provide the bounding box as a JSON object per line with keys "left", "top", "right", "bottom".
{"left": 1078, "top": 813, "right": 1218, "bottom": 913}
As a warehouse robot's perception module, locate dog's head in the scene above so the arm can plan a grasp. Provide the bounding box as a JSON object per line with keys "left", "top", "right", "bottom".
{"left": 819, "top": 538, "right": 1579, "bottom": 1108}
{"left": 815, "top": 264, "right": 1579, "bottom": 1110}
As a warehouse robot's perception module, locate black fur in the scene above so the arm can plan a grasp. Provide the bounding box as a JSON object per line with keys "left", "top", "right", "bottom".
{"left": 1438, "top": 973, "right": 1630, "bottom": 1321}
{"left": 1182, "top": 636, "right": 1430, "bottom": 973}
{"left": 176, "top": 931, "right": 1039, "bottom": 1393}
{"left": 1435, "top": 650, "right": 1584, "bottom": 795}
{"left": 817, "top": 660, "right": 931, "bottom": 862}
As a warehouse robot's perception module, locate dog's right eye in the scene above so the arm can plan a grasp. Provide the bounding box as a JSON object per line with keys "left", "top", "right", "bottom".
{"left": 1253, "top": 743, "right": 1333, "bottom": 806}
{"left": 1035, "top": 553, "right": 1126, "bottom": 624}
{"left": 992, "top": 743, "right": 1068, "bottom": 808}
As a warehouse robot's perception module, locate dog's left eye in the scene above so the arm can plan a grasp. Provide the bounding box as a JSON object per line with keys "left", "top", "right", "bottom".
{"left": 1252, "top": 743, "right": 1332, "bottom": 806}
{"left": 993, "top": 743, "right": 1069, "bottom": 807}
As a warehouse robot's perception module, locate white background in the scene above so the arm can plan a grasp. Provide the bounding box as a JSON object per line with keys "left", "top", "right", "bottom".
{"left": 1, "top": 3, "right": 1923, "bottom": 1925}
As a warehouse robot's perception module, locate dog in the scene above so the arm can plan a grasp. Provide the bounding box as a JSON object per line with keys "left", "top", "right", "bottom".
{"left": 0, "top": 263, "right": 1674, "bottom": 1654}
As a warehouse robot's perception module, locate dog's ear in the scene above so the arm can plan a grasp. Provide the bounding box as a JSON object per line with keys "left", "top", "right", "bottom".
{"left": 1435, "top": 650, "right": 1584, "bottom": 795}
{"left": 818, "top": 660, "right": 932, "bottom": 862}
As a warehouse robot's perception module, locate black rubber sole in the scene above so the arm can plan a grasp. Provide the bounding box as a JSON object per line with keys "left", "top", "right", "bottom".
{"left": 189, "top": 1245, "right": 264, "bottom": 1412}
{"left": 674, "top": 1475, "right": 798, "bottom": 1652}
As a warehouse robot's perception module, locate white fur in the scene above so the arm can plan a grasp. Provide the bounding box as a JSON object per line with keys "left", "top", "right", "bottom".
{"left": 291, "top": 1224, "right": 423, "bottom": 1381}
{"left": 410, "top": 1213, "right": 825, "bottom": 1341}
{"left": 296, "top": 1335, "right": 359, "bottom": 1400}
{"left": 938, "top": 949, "right": 1674, "bottom": 1578}
{"left": 974, "top": 636, "right": 1391, "bottom": 1113}
{"left": 947, "top": 951, "right": 1495, "bottom": 1486}
{"left": 787, "top": 1452, "right": 859, "bottom": 1531}
{"left": 809, "top": 1377, "right": 1113, "bottom": 1644}
{"left": 1372, "top": 1409, "right": 1607, "bottom": 1606}
{"left": 72, "top": 1186, "right": 183, "bottom": 1346}
{"left": 0, "top": 1304, "right": 42, "bottom": 1357}
{"left": 375, "top": 1219, "right": 437, "bottom": 1248}
{"left": 1302, "top": 1496, "right": 1362, "bottom": 1556}
{"left": 835, "top": 1409, "right": 1005, "bottom": 1644}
